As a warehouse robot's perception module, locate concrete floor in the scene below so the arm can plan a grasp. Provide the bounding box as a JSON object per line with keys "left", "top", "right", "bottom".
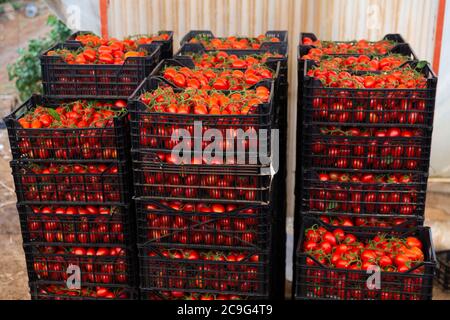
{"left": 0, "top": 129, "right": 29, "bottom": 300}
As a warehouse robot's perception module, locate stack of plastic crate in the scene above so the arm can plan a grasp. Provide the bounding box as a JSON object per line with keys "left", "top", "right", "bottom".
{"left": 131, "top": 30, "right": 287, "bottom": 300}
{"left": 294, "top": 33, "right": 438, "bottom": 300}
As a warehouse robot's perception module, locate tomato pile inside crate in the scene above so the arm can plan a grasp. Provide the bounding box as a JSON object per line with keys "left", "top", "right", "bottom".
{"left": 295, "top": 217, "right": 436, "bottom": 300}
{"left": 128, "top": 30, "right": 287, "bottom": 300}
{"left": 294, "top": 33, "right": 438, "bottom": 300}
{"left": 40, "top": 31, "right": 174, "bottom": 99}
{"left": 4, "top": 97, "right": 137, "bottom": 300}
{"left": 66, "top": 31, "right": 174, "bottom": 60}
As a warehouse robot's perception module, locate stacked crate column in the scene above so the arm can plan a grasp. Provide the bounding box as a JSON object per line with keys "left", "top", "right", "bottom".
{"left": 4, "top": 96, "right": 137, "bottom": 300}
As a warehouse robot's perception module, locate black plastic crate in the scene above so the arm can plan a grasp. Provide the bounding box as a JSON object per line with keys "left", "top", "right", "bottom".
{"left": 129, "top": 120, "right": 276, "bottom": 168}
{"left": 301, "top": 126, "right": 432, "bottom": 172}
{"left": 29, "top": 282, "right": 137, "bottom": 300}
{"left": 175, "top": 43, "right": 288, "bottom": 83}
{"left": 12, "top": 161, "right": 131, "bottom": 205}
{"left": 129, "top": 75, "right": 275, "bottom": 125}
{"left": 150, "top": 58, "right": 281, "bottom": 94}
{"left": 293, "top": 169, "right": 428, "bottom": 253}
{"left": 66, "top": 30, "right": 174, "bottom": 60}
{"left": 300, "top": 169, "right": 427, "bottom": 219}
{"left": 181, "top": 30, "right": 288, "bottom": 47}
{"left": 302, "top": 60, "right": 437, "bottom": 128}
{"left": 128, "top": 77, "right": 277, "bottom": 165}
{"left": 140, "top": 288, "right": 268, "bottom": 300}
{"left": 135, "top": 199, "right": 272, "bottom": 250}
{"left": 139, "top": 244, "right": 270, "bottom": 296}
{"left": 4, "top": 95, "right": 130, "bottom": 162}
{"left": 18, "top": 204, "right": 135, "bottom": 246}
{"left": 152, "top": 58, "right": 284, "bottom": 148}
{"left": 436, "top": 250, "right": 450, "bottom": 290}
{"left": 132, "top": 157, "right": 273, "bottom": 205}
{"left": 24, "top": 244, "right": 137, "bottom": 287}
{"left": 297, "top": 43, "right": 419, "bottom": 105}
{"left": 41, "top": 42, "right": 161, "bottom": 99}
{"left": 294, "top": 217, "right": 436, "bottom": 300}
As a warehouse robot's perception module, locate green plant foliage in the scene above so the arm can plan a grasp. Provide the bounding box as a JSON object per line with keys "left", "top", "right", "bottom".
{"left": 7, "top": 15, "right": 72, "bottom": 101}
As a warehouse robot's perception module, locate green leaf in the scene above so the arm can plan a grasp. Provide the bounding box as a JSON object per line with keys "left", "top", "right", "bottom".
{"left": 416, "top": 60, "right": 428, "bottom": 71}
{"left": 7, "top": 14, "right": 71, "bottom": 101}
{"left": 46, "top": 108, "right": 61, "bottom": 121}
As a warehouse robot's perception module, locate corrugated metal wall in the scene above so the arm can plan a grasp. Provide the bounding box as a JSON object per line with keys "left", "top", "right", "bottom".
{"left": 107, "top": 0, "right": 440, "bottom": 215}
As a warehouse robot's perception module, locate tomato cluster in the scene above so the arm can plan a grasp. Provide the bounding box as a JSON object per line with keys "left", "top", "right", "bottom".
{"left": 18, "top": 100, "right": 126, "bottom": 129}
{"left": 132, "top": 33, "right": 281, "bottom": 300}
{"left": 162, "top": 65, "right": 273, "bottom": 90}
{"left": 317, "top": 215, "right": 411, "bottom": 229}
{"left": 300, "top": 223, "right": 427, "bottom": 300}
{"left": 309, "top": 127, "right": 424, "bottom": 171}
{"left": 147, "top": 291, "right": 244, "bottom": 300}
{"left": 18, "top": 163, "right": 125, "bottom": 203}
{"left": 311, "top": 95, "right": 426, "bottom": 127}
{"left": 140, "top": 85, "right": 270, "bottom": 115}
{"left": 189, "top": 34, "right": 281, "bottom": 50}
{"left": 142, "top": 201, "right": 262, "bottom": 248}
{"left": 74, "top": 33, "right": 170, "bottom": 47}
{"left": 15, "top": 101, "right": 126, "bottom": 161}
{"left": 308, "top": 66, "right": 426, "bottom": 89}
{"left": 136, "top": 85, "right": 271, "bottom": 167}
{"left": 31, "top": 246, "right": 129, "bottom": 284}
{"left": 48, "top": 33, "right": 169, "bottom": 65}
{"left": 307, "top": 172, "right": 420, "bottom": 216}
{"left": 189, "top": 51, "right": 283, "bottom": 69}
{"left": 303, "top": 225, "right": 425, "bottom": 272}
{"left": 140, "top": 171, "right": 261, "bottom": 202}
{"left": 304, "top": 54, "right": 408, "bottom": 71}
{"left": 35, "top": 284, "right": 131, "bottom": 300}
{"left": 302, "top": 37, "right": 396, "bottom": 55}
{"left": 145, "top": 248, "right": 262, "bottom": 293}
{"left": 25, "top": 205, "right": 126, "bottom": 244}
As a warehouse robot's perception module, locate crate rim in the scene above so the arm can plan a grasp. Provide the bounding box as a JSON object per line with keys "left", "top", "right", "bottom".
{"left": 133, "top": 197, "right": 274, "bottom": 214}
{"left": 299, "top": 32, "right": 407, "bottom": 45}
{"left": 149, "top": 58, "right": 282, "bottom": 84}
{"left": 174, "top": 43, "right": 289, "bottom": 65}
{"left": 66, "top": 30, "right": 174, "bottom": 42}
{"left": 298, "top": 211, "right": 425, "bottom": 224}
{"left": 139, "top": 287, "right": 269, "bottom": 299}
{"left": 9, "top": 159, "right": 130, "bottom": 171}
{"left": 175, "top": 43, "right": 289, "bottom": 62}
{"left": 181, "top": 30, "right": 288, "bottom": 45}
{"left": 138, "top": 243, "right": 270, "bottom": 264}
{"left": 297, "top": 43, "right": 420, "bottom": 64}
{"left": 298, "top": 43, "right": 418, "bottom": 63}
{"left": 40, "top": 41, "right": 161, "bottom": 67}
{"left": 302, "top": 59, "right": 438, "bottom": 88}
